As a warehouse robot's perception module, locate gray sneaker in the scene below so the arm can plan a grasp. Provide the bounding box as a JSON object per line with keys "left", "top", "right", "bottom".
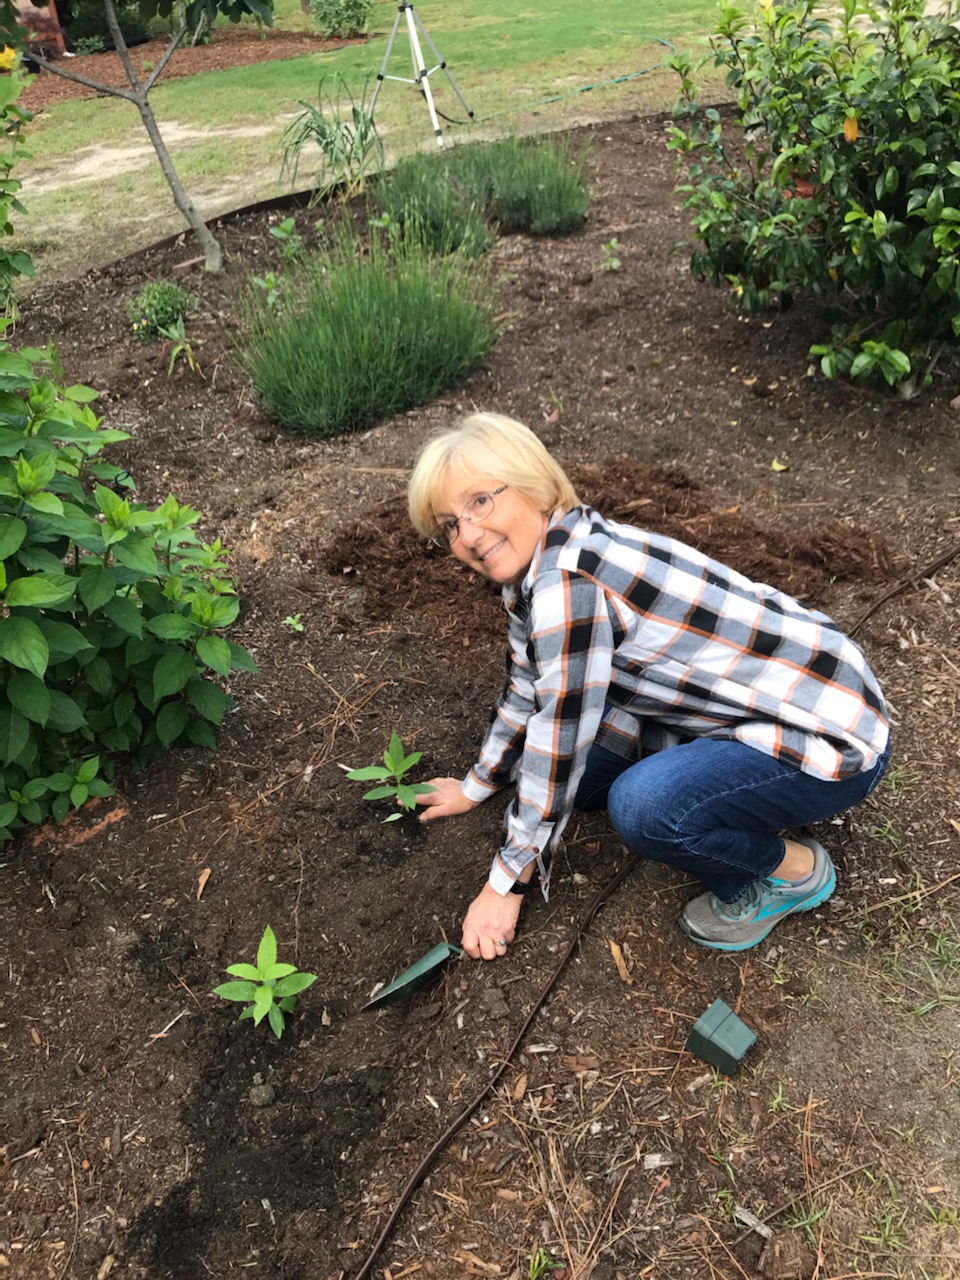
{"left": 679, "top": 838, "right": 836, "bottom": 952}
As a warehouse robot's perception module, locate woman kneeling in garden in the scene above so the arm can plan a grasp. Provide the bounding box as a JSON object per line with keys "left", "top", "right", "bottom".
{"left": 408, "top": 414, "right": 890, "bottom": 961}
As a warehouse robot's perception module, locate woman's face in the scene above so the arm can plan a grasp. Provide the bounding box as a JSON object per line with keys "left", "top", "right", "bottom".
{"left": 434, "top": 471, "right": 547, "bottom": 586}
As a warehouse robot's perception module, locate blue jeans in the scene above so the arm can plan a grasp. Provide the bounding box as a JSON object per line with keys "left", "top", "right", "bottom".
{"left": 574, "top": 736, "right": 890, "bottom": 902}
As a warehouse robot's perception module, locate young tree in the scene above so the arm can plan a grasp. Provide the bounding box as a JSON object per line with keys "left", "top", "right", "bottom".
{"left": 5, "top": 0, "right": 273, "bottom": 272}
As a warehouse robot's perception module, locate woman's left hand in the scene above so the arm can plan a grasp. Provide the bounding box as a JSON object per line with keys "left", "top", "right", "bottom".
{"left": 462, "top": 882, "right": 523, "bottom": 961}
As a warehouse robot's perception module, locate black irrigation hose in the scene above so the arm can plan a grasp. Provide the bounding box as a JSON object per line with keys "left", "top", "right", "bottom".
{"left": 349, "top": 857, "right": 637, "bottom": 1280}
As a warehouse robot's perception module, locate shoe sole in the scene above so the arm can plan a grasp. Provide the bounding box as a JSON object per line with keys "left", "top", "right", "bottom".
{"left": 679, "top": 861, "right": 837, "bottom": 953}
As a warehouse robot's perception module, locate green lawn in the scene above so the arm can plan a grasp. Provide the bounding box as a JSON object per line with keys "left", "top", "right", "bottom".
{"left": 16, "top": 0, "right": 726, "bottom": 280}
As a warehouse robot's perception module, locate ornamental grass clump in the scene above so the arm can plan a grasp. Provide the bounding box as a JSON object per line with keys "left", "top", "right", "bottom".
{"left": 668, "top": 0, "right": 960, "bottom": 397}
{"left": 374, "top": 151, "right": 492, "bottom": 259}
{"left": 445, "top": 134, "right": 591, "bottom": 235}
{"left": 244, "top": 219, "right": 498, "bottom": 438}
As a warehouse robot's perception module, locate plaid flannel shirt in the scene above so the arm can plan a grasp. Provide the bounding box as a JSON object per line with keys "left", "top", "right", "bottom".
{"left": 460, "top": 507, "right": 889, "bottom": 897}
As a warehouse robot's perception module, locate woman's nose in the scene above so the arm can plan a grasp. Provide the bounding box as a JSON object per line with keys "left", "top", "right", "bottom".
{"left": 458, "top": 519, "right": 484, "bottom": 549}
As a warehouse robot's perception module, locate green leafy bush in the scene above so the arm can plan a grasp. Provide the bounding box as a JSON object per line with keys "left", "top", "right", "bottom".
{"left": 668, "top": 0, "right": 960, "bottom": 396}
{"left": 0, "top": 73, "right": 35, "bottom": 320}
{"left": 311, "top": 0, "right": 371, "bottom": 38}
{"left": 375, "top": 151, "right": 492, "bottom": 258}
{"left": 0, "top": 345, "right": 257, "bottom": 843}
{"left": 64, "top": 0, "right": 146, "bottom": 44}
{"left": 244, "top": 220, "right": 497, "bottom": 437}
{"left": 73, "top": 35, "right": 106, "bottom": 55}
{"left": 128, "top": 281, "right": 196, "bottom": 343}
{"left": 446, "top": 135, "right": 591, "bottom": 235}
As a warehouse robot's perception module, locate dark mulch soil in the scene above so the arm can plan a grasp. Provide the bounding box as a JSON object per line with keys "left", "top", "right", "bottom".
{"left": 3, "top": 93, "right": 959, "bottom": 1280}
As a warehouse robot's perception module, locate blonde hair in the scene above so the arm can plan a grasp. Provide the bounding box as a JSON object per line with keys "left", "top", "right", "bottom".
{"left": 408, "top": 413, "right": 580, "bottom": 538}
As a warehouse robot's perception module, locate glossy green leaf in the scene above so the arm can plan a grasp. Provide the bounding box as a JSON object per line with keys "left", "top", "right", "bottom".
{"left": 0, "top": 615, "right": 48, "bottom": 677}
{"left": 145, "top": 613, "right": 197, "bottom": 641}
{"left": 257, "top": 925, "right": 278, "bottom": 973}
{"left": 0, "top": 706, "right": 30, "bottom": 765}
{"left": 214, "top": 980, "right": 259, "bottom": 1002}
{"left": 226, "top": 963, "right": 261, "bottom": 981}
{"left": 6, "top": 668, "right": 51, "bottom": 726}
{"left": 156, "top": 700, "right": 189, "bottom": 745}
{"left": 4, "top": 571, "right": 76, "bottom": 608}
{"left": 153, "top": 649, "right": 197, "bottom": 700}
{"left": 267, "top": 1004, "right": 285, "bottom": 1038}
{"left": 196, "top": 634, "right": 231, "bottom": 676}
{"left": 0, "top": 515, "right": 26, "bottom": 559}
{"left": 273, "top": 972, "right": 317, "bottom": 998}
{"left": 186, "top": 679, "right": 229, "bottom": 726}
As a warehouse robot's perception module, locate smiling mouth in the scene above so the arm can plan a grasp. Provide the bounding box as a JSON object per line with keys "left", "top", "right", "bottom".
{"left": 480, "top": 539, "right": 506, "bottom": 563}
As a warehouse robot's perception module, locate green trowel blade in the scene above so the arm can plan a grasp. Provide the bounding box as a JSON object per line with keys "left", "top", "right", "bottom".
{"left": 363, "top": 941, "right": 464, "bottom": 1010}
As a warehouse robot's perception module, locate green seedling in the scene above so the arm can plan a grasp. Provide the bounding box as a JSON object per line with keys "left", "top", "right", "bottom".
{"left": 527, "top": 1247, "right": 564, "bottom": 1280}
{"left": 346, "top": 730, "right": 436, "bottom": 822}
{"left": 269, "top": 216, "right": 303, "bottom": 262}
{"left": 282, "top": 613, "right": 304, "bottom": 633}
{"left": 251, "top": 270, "right": 284, "bottom": 309}
{"left": 158, "top": 317, "right": 202, "bottom": 378}
{"left": 212, "top": 925, "right": 317, "bottom": 1039}
{"left": 597, "top": 237, "right": 621, "bottom": 271}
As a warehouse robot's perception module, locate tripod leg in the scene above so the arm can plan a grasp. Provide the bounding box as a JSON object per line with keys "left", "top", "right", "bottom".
{"left": 404, "top": 3, "right": 444, "bottom": 144}
{"left": 369, "top": 5, "right": 405, "bottom": 116}
{"left": 411, "top": 8, "right": 474, "bottom": 121}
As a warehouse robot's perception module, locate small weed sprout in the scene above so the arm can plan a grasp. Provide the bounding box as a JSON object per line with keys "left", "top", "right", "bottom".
{"left": 158, "top": 317, "right": 202, "bottom": 377}
{"left": 282, "top": 613, "right": 304, "bottom": 633}
{"left": 346, "top": 729, "right": 436, "bottom": 822}
{"left": 213, "top": 925, "right": 317, "bottom": 1039}
{"left": 269, "top": 216, "right": 303, "bottom": 263}
{"left": 251, "top": 271, "right": 284, "bottom": 308}
{"left": 597, "top": 237, "right": 621, "bottom": 271}
{"left": 527, "top": 1247, "right": 564, "bottom": 1280}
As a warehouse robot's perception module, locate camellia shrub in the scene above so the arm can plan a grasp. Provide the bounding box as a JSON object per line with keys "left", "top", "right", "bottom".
{"left": 311, "top": 0, "right": 371, "bottom": 38}
{"left": 668, "top": 0, "right": 960, "bottom": 396}
{"left": 0, "top": 344, "right": 256, "bottom": 842}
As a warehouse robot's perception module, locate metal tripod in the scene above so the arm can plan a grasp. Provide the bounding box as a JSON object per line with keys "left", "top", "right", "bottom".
{"left": 368, "top": 2, "right": 474, "bottom": 147}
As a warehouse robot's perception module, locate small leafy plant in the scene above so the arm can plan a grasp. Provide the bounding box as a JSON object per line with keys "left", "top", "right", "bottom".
{"left": 128, "top": 281, "right": 196, "bottom": 343}
{"left": 213, "top": 925, "right": 317, "bottom": 1039}
{"left": 282, "top": 613, "right": 304, "bottom": 632}
{"left": 268, "top": 216, "right": 303, "bottom": 263}
{"left": 597, "top": 237, "right": 621, "bottom": 271}
{"left": 346, "top": 729, "right": 436, "bottom": 822}
{"left": 251, "top": 270, "right": 284, "bottom": 309}
{"left": 158, "top": 317, "right": 202, "bottom": 377}
{"left": 527, "top": 1247, "right": 564, "bottom": 1280}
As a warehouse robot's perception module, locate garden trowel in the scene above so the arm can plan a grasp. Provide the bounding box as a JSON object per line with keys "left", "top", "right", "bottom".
{"left": 363, "top": 941, "right": 464, "bottom": 1010}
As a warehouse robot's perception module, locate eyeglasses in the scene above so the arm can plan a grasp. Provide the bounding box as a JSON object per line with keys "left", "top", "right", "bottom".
{"left": 430, "top": 485, "right": 508, "bottom": 549}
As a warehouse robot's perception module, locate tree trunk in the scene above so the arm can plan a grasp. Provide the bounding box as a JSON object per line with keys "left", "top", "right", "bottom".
{"left": 31, "top": 0, "right": 225, "bottom": 272}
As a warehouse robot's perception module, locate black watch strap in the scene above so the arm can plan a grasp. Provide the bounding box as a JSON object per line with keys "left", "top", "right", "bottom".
{"left": 509, "top": 879, "right": 530, "bottom": 895}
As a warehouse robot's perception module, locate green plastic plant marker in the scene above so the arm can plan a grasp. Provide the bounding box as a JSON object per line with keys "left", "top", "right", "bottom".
{"left": 685, "top": 998, "right": 757, "bottom": 1074}
{"left": 363, "top": 941, "right": 464, "bottom": 1010}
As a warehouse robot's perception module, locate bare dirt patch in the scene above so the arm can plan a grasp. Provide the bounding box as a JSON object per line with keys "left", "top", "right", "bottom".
{"left": 3, "top": 112, "right": 959, "bottom": 1280}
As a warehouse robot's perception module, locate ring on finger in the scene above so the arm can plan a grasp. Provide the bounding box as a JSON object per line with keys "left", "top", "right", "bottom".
{"left": 495, "top": 939, "right": 508, "bottom": 948}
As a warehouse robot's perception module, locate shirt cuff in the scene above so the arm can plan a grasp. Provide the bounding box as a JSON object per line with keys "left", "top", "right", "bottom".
{"left": 461, "top": 769, "right": 499, "bottom": 804}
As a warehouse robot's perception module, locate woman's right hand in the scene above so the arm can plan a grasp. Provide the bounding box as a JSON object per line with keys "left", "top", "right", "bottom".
{"left": 415, "top": 777, "right": 478, "bottom": 822}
